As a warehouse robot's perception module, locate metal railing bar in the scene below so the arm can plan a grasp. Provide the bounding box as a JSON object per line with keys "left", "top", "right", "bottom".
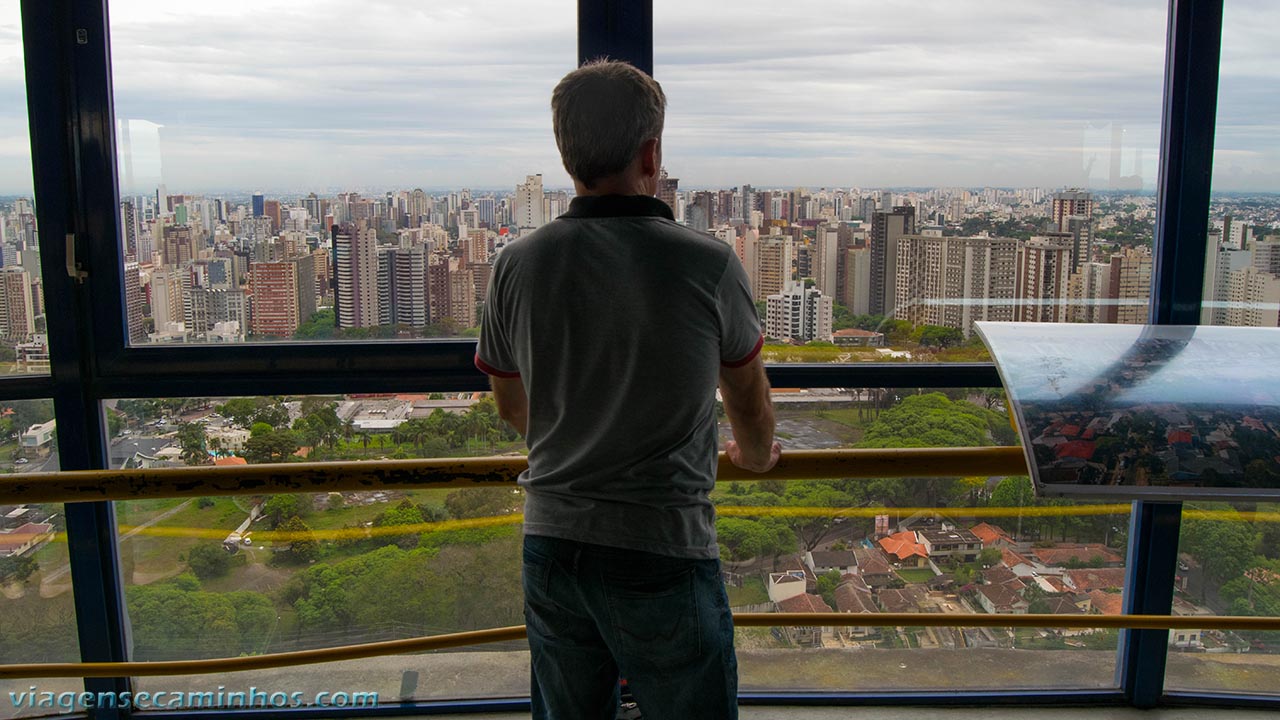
{"left": 2, "top": 613, "right": 1277, "bottom": 680}
{"left": 0, "top": 447, "right": 1028, "bottom": 504}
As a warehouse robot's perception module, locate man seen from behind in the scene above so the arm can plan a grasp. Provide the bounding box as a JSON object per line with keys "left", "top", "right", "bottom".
{"left": 476, "top": 59, "right": 781, "bottom": 720}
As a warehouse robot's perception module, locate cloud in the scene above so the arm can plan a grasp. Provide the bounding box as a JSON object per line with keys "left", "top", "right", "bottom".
{"left": 1, "top": 0, "right": 1278, "bottom": 194}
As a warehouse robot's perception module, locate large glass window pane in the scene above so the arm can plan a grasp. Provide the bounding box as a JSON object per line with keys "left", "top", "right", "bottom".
{"left": 110, "top": 393, "right": 526, "bottom": 705}
{"left": 108, "top": 0, "right": 571, "bottom": 345}
{"left": 0, "top": 1, "right": 50, "bottom": 376}
{"left": 721, "top": 387, "right": 1128, "bottom": 692}
{"left": 656, "top": 1, "right": 1166, "bottom": 364}
{"left": 1201, "top": 1, "right": 1280, "bottom": 328}
{"left": 107, "top": 389, "right": 1133, "bottom": 701}
{"left": 0, "top": 399, "right": 79, "bottom": 719}
{"left": 1166, "top": 502, "right": 1280, "bottom": 695}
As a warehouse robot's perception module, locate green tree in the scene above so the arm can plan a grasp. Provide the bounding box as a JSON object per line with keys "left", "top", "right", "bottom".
{"left": 445, "top": 487, "right": 521, "bottom": 519}
{"left": 244, "top": 426, "right": 301, "bottom": 464}
{"left": 815, "top": 569, "right": 842, "bottom": 609}
{"left": 275, "top": 516, "right": 319, "bottom": 564}
{"left": 176, "top": 421, "right": 209, "bottom": 465}
{"left": 1179, "top": 506, "right": 1260, "bottom": 587}
{"left": 262, "top": 494, "right": 307, "bottom": 528}
{"left": 374, "top": 499, "right": 427, "bottom": 549}
{"left": 187, "top": 543, "right": 232, "bottom": 579}
{"left": 294, "top": 309, "right": 336, "bottom": 340}
{"left": 715, "top": 516, "right": 796, "bottom": 562}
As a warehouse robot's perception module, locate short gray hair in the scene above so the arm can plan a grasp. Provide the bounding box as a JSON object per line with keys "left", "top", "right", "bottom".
{"left": 551, "top": 60, "right": 666, "bottom": 189}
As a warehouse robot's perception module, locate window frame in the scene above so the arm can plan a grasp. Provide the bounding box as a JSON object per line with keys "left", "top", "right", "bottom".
{"left": 8, "top": 0, "right": 1244, "bottom": 712}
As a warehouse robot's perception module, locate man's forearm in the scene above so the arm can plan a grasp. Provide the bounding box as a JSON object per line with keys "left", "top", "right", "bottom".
{"left": 724, "top": 393, "right": 775, "bottom": 465}
{"left": 489, "top": 376, "right": 529, "bottom": 437}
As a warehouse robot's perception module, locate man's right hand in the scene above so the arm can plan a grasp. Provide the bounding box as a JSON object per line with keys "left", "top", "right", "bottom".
{"left": 725, "top": 440, "right": 782, "bottom": 473}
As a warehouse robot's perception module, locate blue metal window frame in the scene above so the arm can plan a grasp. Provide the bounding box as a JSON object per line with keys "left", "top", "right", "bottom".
{"left": 5, "top": 0, "right": 1247, "bottom": 715}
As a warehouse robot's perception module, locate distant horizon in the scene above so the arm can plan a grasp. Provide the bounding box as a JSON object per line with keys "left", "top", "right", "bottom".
{"left": 10, "top": 186, "right": 1280, "bottom": 204}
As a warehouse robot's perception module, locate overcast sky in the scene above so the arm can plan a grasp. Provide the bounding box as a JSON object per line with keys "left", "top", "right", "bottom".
{"left": 1, "top": 0, "right": 1278, "bottom": 196}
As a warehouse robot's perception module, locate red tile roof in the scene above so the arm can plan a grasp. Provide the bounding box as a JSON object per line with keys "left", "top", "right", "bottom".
{"left": 1055, "top": 440, "right": 1097, "bottom": 460}
{"left": 977, "top": 583, "right": 1024, "bottom": 611}
{"left": 0, "top": 522, "right": 54, "bottom": 554}
{"left": 879, "top": 530, "right": 929, "bottom": 561}
{"left": 777, "top": 593, "right": 834, "bottom": 614}
{"left": 833, "top": 581, "right": 878, "bottom": 614}
{"left": 1033, "top": 544, "right": 1123, "bottom": 567}
{"left": 1064, "top": 568, "right": 1128, "bottom": 592}
{"left": 1087, "top": 590, "right": 1124, "bottom": 616}
{"left": 970, "top": 522, "right": 1013, "bottom": 547}
{"left": 214, "top": 456, "right": 248, "bottom": 466}
{"left": 1167, "top": 430, "right": 1193, "bottom": 445}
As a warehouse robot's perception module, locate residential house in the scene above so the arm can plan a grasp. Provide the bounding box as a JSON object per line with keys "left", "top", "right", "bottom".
{"left": 879, "top": 530, "right": 930, "bottom": 568}
{"left": 775, "top": 592, "right": 834, "bottom": 647}
{"left": 767, "top": 572, "right": 808, "bottom": 604}
{"left": 918, "top": 526, "right": 982, "bottom": 563}
{"left": 976, "top": 583, "right": 1029, "bottom": 614}
{"left": 1063, "top": 568, "right": 1128, "bottom": 594}
{"left": 970, "top": 522, "right": 1016, "bottom": 547}
{"left": 806, "top": 549, "right": 857, "bottom": 576}
{"left": 832, "top": 574, "right": 881, "bottom": 643}
{"left": 1029, "top": 543, "right": 1124, "bottom": 568}
{"left": 878, "top": 586, "right": 927, "bottom": 614}
{"left": 852, "top": 548, "right": 897, "bottom": 588}
{"left": 0, "top": 522, "right": 54, "bottom": 558}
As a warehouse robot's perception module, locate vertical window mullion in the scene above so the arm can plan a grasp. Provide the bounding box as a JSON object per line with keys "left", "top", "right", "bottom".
{"left": 578, "top": 0, "right": 653, "bottom": 74}
{"left": 23, "top": 0, "right": 133, "bottom": 711}
{"left": 1123, "top": 0, "right": 1225, "bottom": 708}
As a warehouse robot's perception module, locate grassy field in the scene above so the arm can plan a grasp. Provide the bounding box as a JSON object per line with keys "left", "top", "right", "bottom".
{"left": 727, "top": 576, "right": 769, "bottom": 607}
{"left": 895, "top": 567, "right": 937, "bottom": 584}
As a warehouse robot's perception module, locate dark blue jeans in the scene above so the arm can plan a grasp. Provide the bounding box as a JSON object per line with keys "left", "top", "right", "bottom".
{"left": 522, "top": 534, "right": 738, "bottom": 720}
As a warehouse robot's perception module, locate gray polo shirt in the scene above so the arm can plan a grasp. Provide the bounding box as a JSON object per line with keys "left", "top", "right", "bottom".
{"left": 475, "top": 194, "right": 762, "bottom": 559}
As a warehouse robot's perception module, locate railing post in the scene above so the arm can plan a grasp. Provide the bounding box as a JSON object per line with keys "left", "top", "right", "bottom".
{"left": 1119, "top": 501, "right": 1183, "bottom": 707}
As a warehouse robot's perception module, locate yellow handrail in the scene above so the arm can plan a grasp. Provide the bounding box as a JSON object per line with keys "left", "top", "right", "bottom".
{"left": 2, "top": 613, "right": 1278, "bottom": 679}
{"left": 0, "top": 447, "right": 1029, "bottom": 504}
{"left": 6, "top": 447, "right": 1271, "bottom": 684}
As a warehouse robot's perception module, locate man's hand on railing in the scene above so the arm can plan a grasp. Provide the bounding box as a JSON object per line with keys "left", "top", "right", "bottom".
{"left": 725, "top": 440, "right": 782, "bottom": 473}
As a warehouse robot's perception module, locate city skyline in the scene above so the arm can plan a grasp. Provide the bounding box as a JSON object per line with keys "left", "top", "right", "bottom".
{"left": 2, "top": 1, "right": 1279, "bottom": 194}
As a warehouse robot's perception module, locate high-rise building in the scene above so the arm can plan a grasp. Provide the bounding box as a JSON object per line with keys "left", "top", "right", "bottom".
{"left": 894, "top": 234, "right": 1018, "bottom": 337}
{"left": 1067, "top": 262, "right": 1113, "bottom": 323}
{"left": 813, "top": 225, "right": 839, "bottom": 299}
{"left": 754, "top": 235, "right": 793, "bottom": 300}
{"left": 1201, "top": 230, "right": 1252, "bottom": 325}
{"left": 333, "top": 223, "right": 380, "bottom": 329}
{"left": 292, "top": 253, "right": 316, "bottom": 326}
{"left": 842, "top": 246, "right": 872, "bottom": 315}
{"left": 766, "top": 283, "right": 833, "bottom": 343}
{"left": 449, "top": 259, "right": 477, "bottom": 328}
{"left": 251, "top": 193, "right": 265, "bottom": 218}
{"left": 263, "top": 200, "right": 283, "bottom": 233}
{"left": 870, "top": 206, "right": 916, "bottom": 317}
{"left": 161, "top": 224, "right": 195, "bottom": 267}
{"left": 120, "top": 200, "right": 141, "bottom": 261}
{"left": 1104, "top": 246, "right": 1153, "bottom": 324}
{"left": 657, "top": 168, "right": 678, "bottom": 215}
{"left": 0, "top": 267, "right": 34, "bottom": 340}
{"left": 1016, "top": 237, "right": 1074, "bottom": 323}
{"left": 150, "top": 268, "right": 186, "bottom": 331}
{"left": 249, "top": 261, "right": 302, "bottom": 337}
{"left": 1051, "top": 190, "right": 1094, "bottom": 272}
{"left": 514, "top": 174, "right": 545, "bottom": 230}
{"left": 123, "top": 260, "right": 145, "bottom": 343}
{"left": 390, "top": 247, "right": 429, "bottom": 327}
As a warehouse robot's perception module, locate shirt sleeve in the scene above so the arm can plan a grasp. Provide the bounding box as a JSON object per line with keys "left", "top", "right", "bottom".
{"left": 475, "top": 262, "right": 520, "bottom": 378}
{"left": 715, "top": 252, "right": 764, "bottom": 368}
